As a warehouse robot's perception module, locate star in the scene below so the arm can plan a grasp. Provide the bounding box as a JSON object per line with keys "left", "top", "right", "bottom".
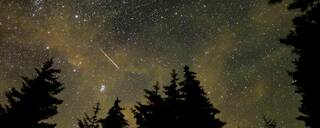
{"left": 100, "top": 85, "right": 106, "bottom": 92}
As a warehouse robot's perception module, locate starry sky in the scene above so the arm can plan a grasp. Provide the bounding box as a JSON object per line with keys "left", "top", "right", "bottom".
{"left": 0, "top": 0, "right": 303, "bottom": 128}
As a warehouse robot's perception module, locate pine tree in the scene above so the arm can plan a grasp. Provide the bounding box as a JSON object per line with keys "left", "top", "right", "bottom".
{"left": 100, "top": 98, "right": 128, "bottom": 128}
{"left": 164, "top": 69, "right": 180, "bottom": 100}
{"left": 0, "top": 59, "right": 64, "bottom": 128}
{"left": 133, "top": 66, "right": 225, "bottom": 128}
{"left": 163, "top": 69, "right": 181, "bottom": 128}
{"left": 133, "top": 82, "right": 165, "bottom": 128}
{"left": 179, "top": 66, "right": 225, "bottom": 128}
{"left": 269, "top": 0, "right": 320, "bottom": 127}
{"left": 78, "top": 103, "right": 101, "bottom": 128}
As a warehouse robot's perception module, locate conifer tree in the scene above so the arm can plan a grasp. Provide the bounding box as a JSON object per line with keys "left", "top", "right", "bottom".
{"left": 269, "top": 0, "right": 320, "bottom": 127}
{"left": 133, "top": 82, "right": 165, "bottom": 128}
{"left": 100, "top": 98, "right": 128, "bottom": 128}
{"left": 179, "top": 66, "right": 225, "bottom": 128}
{"left": 164, "top": 69, "right": 180, "bottom": 100}
{"left": 163, "top": 69, "right": 181, "bottom": 128}
{"left": 133, "top": 66, "right": 225, "bottom": 128}
{"left": 78, "top": 103, "right": 101, "bottom": 128}
{"left": 0, "top": 59, "right": 64, "bottom": 128}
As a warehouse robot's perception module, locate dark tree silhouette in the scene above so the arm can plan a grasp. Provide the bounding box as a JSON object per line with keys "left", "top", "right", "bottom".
{"left": 269, "top": 0, "right": 320, "bottom": 127}
{"left": 179, "top": 66, "right": 225, "bottom": 128}
{"left": 164, "top": 70, "right": 180, "bottom": 101}
{"left": 78, "top": 103, "right": 101, "bottom": 128}
{"left": 263, "top": 116, "right": 279, "bottom": 128}
{"left": 162, "top": 69, "right": 182, "bottom": 128}
{"left": 133, "top": 82, "right": 166, "bottom": 128}
{"left": 133, "top": 66, "right": 225, "bottom": 128}
{"left": 0, "top": 59, "right": 64, "bottom": 128}
{"left": 100, "top": 98, "right": 128, "bottom": 128}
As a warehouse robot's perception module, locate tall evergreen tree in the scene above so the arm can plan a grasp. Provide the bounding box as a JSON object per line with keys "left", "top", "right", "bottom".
{"left": 100, "top": 98, "right": 128, "bottom": 128}
{"left": 133, "top": 82, "right": 165, "bottom": 128}
{"left": 164, "top": 69, "right": 180, "bottom": 100}
{"left": 269, "top": 0, "right": 320, "bottom": 127}
{"left": 163, "top": 69, "right": 181, "bottom": 128}
{"left": 179, "top": 66, "right": 225, "bottom": 128}
{"left": 78, "top": 103, "right": 101, "bottom": 128}
{"left": 0, "top": 59, "right": 64, "bottom": 128}
{"left": 133, "top": 66, "right": 225, "bottom": 128}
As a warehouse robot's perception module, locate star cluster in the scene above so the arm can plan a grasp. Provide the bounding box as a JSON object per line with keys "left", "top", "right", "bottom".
{"left": 0, "top": 0, "right": 302, "bottom": 127}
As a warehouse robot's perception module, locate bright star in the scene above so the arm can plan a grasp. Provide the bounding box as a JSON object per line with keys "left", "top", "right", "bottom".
{"left": 100, "top": 85, "right": 106, "bottom": 92}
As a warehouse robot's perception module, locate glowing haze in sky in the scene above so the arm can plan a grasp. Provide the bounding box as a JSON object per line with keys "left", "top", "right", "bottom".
{"left": 0, "top": 0, "right": 302, "bottom": 127}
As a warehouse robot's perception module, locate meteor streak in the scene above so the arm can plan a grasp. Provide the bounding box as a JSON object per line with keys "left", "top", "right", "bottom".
{"left": 99, "top": 48, "right": 120, "bottom": 70}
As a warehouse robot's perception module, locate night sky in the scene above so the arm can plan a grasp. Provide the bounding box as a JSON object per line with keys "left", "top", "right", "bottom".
{"left": 0, "top": 0, "right": 303, "bottom": 128}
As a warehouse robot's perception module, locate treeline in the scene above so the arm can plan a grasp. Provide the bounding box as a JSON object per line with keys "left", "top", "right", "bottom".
{"left": 0, "top": 59, "right": 225, "bottom": 128}
{"left": 0, "top": 59, "right": 281, "bottom": 128}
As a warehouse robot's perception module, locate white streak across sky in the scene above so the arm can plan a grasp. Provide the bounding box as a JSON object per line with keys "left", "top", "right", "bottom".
{"left": 99, "top": 48, "right": 120, "bottom": 70}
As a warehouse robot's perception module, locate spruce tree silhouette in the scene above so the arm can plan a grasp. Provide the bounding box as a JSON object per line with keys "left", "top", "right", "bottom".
{"left": 163, "top": 69, "right": 182, "bottom": 128}
{"left": 0, "top": 59, "right": 64, "bottom": 128}
{"left": 133, "top": 66, "right": 225, "bottom": 128}
{"left": 78, "top": 103, "right": 101, "bottom": 128}
{"left": 164, "top": 70, "right": 180, "bottom": 101}
{"left": 179, "top": 66, "right": 225, "bottom": 128}
{"left": 133, "top": 82, "right": 165, "bottom": 128}
{"left": 100, "top": 98, "right": 128, "bottom": 128}
{"left": 269, "top": 0, "right": 320, "bottom": 127}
